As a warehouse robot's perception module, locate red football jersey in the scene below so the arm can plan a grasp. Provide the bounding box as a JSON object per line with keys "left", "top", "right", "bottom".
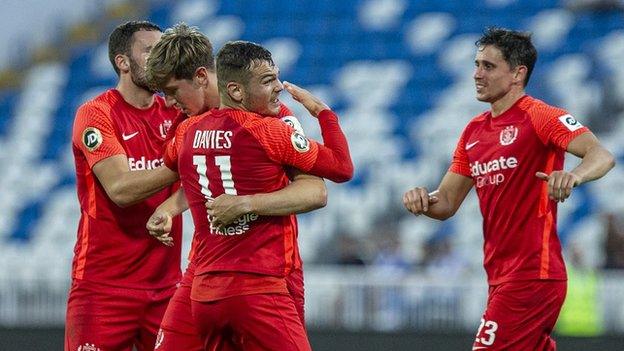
{"left": 449, "top": 95, "right": 588, "bottom": 285}
{"left": 167, "top": 103, "right": 302, "bottom": 267}
{"left": 71, "top": 89, "right": 182, "bottom": 289}
{"left": 178, "top": 108, "right": 329, "bottom": 282}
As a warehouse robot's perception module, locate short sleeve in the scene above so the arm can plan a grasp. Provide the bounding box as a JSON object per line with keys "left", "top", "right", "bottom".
{"left": 528, "top": 105, "right": 589, "bottom": 150}
{"left": 448, "top": 128, "right": 472, "bottom": 177}
{"left": 72, "top": 103, "right": 125, "bottom": 168}
{"left": 248, "top": 118, "right": 320, "bottom": 171}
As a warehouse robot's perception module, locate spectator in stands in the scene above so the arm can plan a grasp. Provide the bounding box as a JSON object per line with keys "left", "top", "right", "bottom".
{"left": 422, "top": 234, "right": 469, "bottom": 280}
{"left": 369, "top": 228, "right": 411, "bottom": 330}
{"left": 334, "top": 234, "right": 367, "bottom": 265}
{"left": 371, "top": 230, "right": 411, "bottom": 274}
{"left": 603, "top": 212, "right": 624, "bottom": 269}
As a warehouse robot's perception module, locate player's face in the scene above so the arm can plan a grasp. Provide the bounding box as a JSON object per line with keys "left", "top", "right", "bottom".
{"left": 162, "top": 77, "right": 209, "bottom": 116}
{"left": 128, "top": 30, "right": 162, "bottom": 92}
{"left": 241, "top": 60, "right": 283, "bottom": 116}
{"left": 473, "top": 45, "right": 518, "bottom": 104}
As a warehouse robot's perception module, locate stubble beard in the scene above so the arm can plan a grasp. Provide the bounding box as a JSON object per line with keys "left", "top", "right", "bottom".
{"left": 129, "top": 56, "right": 155, "bottom": 93}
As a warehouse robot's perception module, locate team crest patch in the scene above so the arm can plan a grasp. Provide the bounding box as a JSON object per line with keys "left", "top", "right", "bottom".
{"left": 159, "top": 119, "right": 173, "bottom": 138}
{"left": 558, "top": 114, "right": 583, "bottom": 131}
{"left": 154, "top": 328, "right": 164, "bottom": 349}
{"left": 82, "top": 127, "right": 103, "bottom": 152}
{"left": 291, "top": 131, "right": 310, "bottom": 153}
{"left": 281, "top": 116, "right": 305, "bottom": 135}
{"left": 77, "top": 343, "right": 101, "bottom": 351}
{"left": 499, "top": 125, "right": 518, "bottom": 146}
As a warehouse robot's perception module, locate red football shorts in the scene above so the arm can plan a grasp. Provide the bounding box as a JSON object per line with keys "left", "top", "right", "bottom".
{"left": 156, "top": 263, "right": 306, "bottom": 350}
{"left": 65, "top": 279, "right": 175, "bottom": 351}
{"left": 286, "top": 266, "right": 306, "bottom": 326}
{"left": 472, "top": 280, "right": 567, "bottom": 351}
{"left": 192, "top": 293, "right": 311, "bottom": 351}
{"left": 156, "top": 263, "right": 204, "bottom": 351}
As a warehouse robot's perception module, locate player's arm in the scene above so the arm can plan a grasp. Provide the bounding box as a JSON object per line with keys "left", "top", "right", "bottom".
{"left": 403, "top": 171, "right": 473, "bottom": 220}
{"left": 92, "top": 156, "right": 178, "bottom": 207}
{"left": 283, "top": 81, "right": 354, "bottom": 183}
{"left": 146, "top": 187, "right": 188, "bottom": 246}
{"left": 207, "top": 169, "right": 327, "bottom": 229}
{"left": 536, "top": 132, "right": 615, "bottom": 202}
{"left": 74, "top": 103, "right": 179, "bottom": 208}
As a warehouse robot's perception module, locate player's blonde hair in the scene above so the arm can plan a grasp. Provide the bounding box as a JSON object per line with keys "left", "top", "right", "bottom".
{"left": 146, "top": 23, "right": 215, "bottom": 90}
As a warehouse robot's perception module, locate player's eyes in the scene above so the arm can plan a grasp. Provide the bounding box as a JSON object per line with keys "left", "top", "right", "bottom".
{"left": 262, "top": 76, "right": 276, "bottom": 84}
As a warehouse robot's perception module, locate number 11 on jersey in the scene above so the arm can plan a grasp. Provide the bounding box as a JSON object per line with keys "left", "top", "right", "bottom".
{"left": 193, "top": 155, "right": 238, "bottom": 198}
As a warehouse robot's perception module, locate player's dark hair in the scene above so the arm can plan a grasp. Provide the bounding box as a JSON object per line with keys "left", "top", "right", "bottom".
{"left": 146, "top": 23, "right": 215, "bottom": 90}
{"left": 216, "top": 41, "right": 274, "bottom": 93}
{"left": 476, "top": 27, "right": 537, "bottom": 86}
{"left": 108, "top": 20, "right": 162, "bottom": 76}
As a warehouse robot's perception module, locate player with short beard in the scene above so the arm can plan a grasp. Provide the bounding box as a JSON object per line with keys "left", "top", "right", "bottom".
{"left": 66, "top": 21, "right": 182, "bottom": 351}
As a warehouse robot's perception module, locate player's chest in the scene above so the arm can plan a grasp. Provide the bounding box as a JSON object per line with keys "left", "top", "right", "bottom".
{"left": 465, "top": 120, "right": 543, "bottom": 179}
{"left": 112, "top": 112, "right": 173, "bottom": 151}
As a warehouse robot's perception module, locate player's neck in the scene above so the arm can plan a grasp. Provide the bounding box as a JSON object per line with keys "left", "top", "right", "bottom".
{"left": 116, "top": 78, "right": 154, "bottom": 110}
{"left": 490, "top": 89, "right": 525, "bottom": 118}
{"left": 219, "top": 100, "right": 249, "bottom": 112}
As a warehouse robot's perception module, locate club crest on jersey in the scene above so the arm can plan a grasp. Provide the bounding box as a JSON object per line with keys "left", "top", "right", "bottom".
{"left": 82, "top": 127, "right": 103, "bottom": 152}
{"left": 159, "top": 119, "right": 173, "bottom": 138}
{"left": 291, "top": 131, "right": 310, "bottom": 153}
{"left": 499, "top": 126, "right": 518, "bottom": 146}
{"left": 558, "top": 114, "right": 583, "bottom": 131}
{"left": 77, "top": 343, "right": 101, "bottom": 351}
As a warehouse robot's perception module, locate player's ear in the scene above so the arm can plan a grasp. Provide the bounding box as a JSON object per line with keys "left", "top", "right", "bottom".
{"left": 226, "top": 82, "right": 244, "bottom": 103}
{"left": 514, "top": 65, "right": 527, "bottom": 85}
{"left": 194, "top": 67, "right": 208, "bottom": 87}
{"left": 115, "top": 54, "right": 130, "bottom": 73}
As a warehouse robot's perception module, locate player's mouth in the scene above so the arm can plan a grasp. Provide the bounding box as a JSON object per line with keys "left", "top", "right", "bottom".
{"left": 475, "top": 83, "right": 486, "bottom": 92}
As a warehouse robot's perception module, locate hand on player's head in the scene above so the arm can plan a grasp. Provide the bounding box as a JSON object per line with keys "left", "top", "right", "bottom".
{"left": 403, "top": 187, "right": 439, "bottom": 215}
{"left": 283, "top": 81, "right": 330, "bottom": 117}
{"left": 535, "top": 171, "right": 580, "bottom": 203}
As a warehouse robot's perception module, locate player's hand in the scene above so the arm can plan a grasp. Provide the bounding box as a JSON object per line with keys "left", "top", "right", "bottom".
{"left": 403, "top": 187, "right": 439, "bottom": 216}
{"left": 206, "top": 194, "right": 253, "bottom": 230}
{"left": 146, "top": 211, "right": 174, "bottom": 247}
{"left": 536, "top": 171, "right": 581, "bottom": 203}
{"left": 283, "top": 81, "right": 330, "bottom": 117}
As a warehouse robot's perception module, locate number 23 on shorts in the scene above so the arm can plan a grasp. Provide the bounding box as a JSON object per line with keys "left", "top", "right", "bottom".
{"left": 474, "top": 318, "right": 498, "bottom": 349}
